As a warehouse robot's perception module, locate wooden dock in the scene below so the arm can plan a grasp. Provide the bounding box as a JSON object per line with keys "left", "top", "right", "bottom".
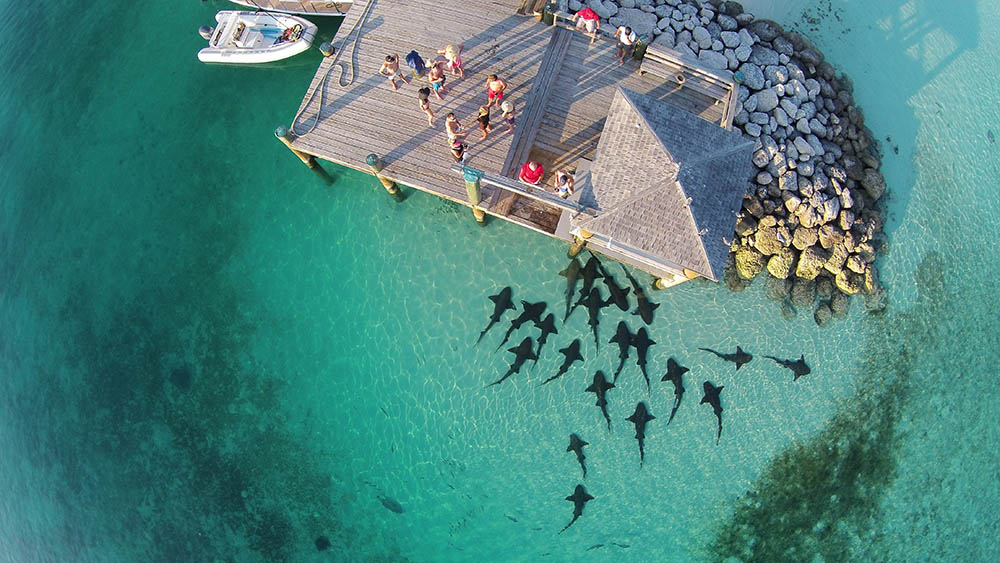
{"left": 286, "top": 0, "right": 741, "bottom": 283}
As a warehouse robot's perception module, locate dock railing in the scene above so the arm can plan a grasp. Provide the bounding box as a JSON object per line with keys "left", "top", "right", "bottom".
{"left": 451, "top": 164, "right": 598, "bottom": 218}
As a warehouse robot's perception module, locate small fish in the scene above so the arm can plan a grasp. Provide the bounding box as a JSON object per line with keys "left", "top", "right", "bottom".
{"left": 763, "top": 354, "right": 811, "bottom": 380}
{"left": 988, "top": 130, "right": 995, "bottom": 145}
{"left": 378, "top": 495, "right": 404, "bottom": 514}
{"left": 505, "top": 514, "right": 518, "bottom": 522}
{"left": 586, "top": 544, "right": 605, "bottom": 551}
{"left": 611, "top": 542, "right": 630, "bottom": 549}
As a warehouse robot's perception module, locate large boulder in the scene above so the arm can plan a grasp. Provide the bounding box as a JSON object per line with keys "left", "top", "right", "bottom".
{"left": 795, "top": 246, "right": 829, "bottom": 280}
{"left": 699, "top": 49, "right": 730, "bottom": 70}
{"left": 830, "top": 291, "right": 851, "bottom": 317}
{"left": 612, "top": 8, "right": 658, "bottom": 38}
{"left": 817, "top": 224, "right": 845, "bottom": 249}
{"left": 735, "top": 246, "right": 766, "bottom": 279}
{"left": 765, "top": 275, "right": 792, "bottom": 301}
{"left": 862, "top": 263, "right": 881, "bottom": 295}
{"left": 738, "top": 63, "right": 765, "bottom": 90}
{"left": 834, "top": 270, "right": 863, "bottom": 295}
{"left": 749, "top": 45, "right": 780, "bottom": 66}
{"left": 790, "top": 278, "right": 816, "bottom": 307}
{"left": 748, "top": 19, "right": 783, "bottom": 41}
{"left": 861, "top": 167, "right": 886, "bottom": 200}
{"left": 754, "top": 226, "right": 785, "bottom": 255}
{"left": 814, "top": 301, "right": 833, "bottom": 327}
{"left": 791, "top": 226, "right": 818, "bottom": 250}
{"left": 756, "top": 88, "right": 780, "bottom": 112}
{"left": 766, "top": 247, "right": 798, "bottom": 279}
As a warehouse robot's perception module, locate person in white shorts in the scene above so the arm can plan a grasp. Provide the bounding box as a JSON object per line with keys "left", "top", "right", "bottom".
{"left": 614, "top": 26, "right": 637, "bottom": 65}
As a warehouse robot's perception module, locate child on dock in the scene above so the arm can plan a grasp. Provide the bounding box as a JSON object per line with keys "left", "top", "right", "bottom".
{"left": 553, "top": 169, "right": 574, "bottom": 198}
{"left": 485, "top": 74, "right": 507, "bottom": 109}
{"left": 476, "top": 105, "right": 492, "bottom": 140}
{"left": 379, "top": 54, "right": 410, "bottom": 90}
{"left": 418, "top": 88, "right": 434, "bottom": 126}
{"left": 500, "top": 101, "right": 515, "bottom": 134}
{"left": 438, "top": 44, "right": 465, "bottom": 78}
{"left": 450, "top": 139, "right": 468, "bottom": 163}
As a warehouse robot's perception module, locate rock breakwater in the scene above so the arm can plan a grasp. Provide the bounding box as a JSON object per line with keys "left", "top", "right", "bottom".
{"left": 559, "top": 0, "right": 889, "bottom": 324}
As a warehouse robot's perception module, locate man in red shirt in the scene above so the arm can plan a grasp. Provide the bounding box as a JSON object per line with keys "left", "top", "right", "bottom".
{"left": 573, "top": 8, "right": 601, "bottom": 37}
{"left": 519, "top": 161, "right": 544, "bottom": 185}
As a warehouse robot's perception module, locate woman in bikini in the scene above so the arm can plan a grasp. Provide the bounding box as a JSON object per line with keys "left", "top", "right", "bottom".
{"left": 418, "top": 87, "right": 434, "bottom": 126}
{"left": 476, "top": 105, "right": 492, "bottom": 140}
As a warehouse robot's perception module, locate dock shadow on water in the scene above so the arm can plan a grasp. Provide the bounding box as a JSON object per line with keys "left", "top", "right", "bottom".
{"left": 709, "top": 251, "right": 947, "bottom": 562}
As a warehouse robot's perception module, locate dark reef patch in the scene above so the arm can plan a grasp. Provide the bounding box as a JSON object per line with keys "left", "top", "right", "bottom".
{"left": 710, "top": 252, "right": 947, "bottom": 562}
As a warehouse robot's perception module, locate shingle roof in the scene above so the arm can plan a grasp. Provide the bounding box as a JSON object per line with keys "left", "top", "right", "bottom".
{"left": 574, "top": 87, "right": 754, "bottom": 280}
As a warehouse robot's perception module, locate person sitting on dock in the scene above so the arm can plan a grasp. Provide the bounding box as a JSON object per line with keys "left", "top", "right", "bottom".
{"left": 379, "top": 54, "right": 410, "bottom": 90}
{"left": 438, "top": 44, "right": 465, "bottom": 78}
{"left": 500, "top": 101, "right": 516, "bottom": 134}
{"left": 553, "top": 169, "right": 575, "bottom": 198}
{"left": 450, "top": 139, "right": 468, "bottom": 163}
{"left": 476, "top": 105, "right": 492, "bottom": 140}
{"left": 485, "top": 74, "right": 507, "bottom": 109}
{"left": 573, "top": 7, "right": 600, "bottom": 38}
{"left": 428, "top": 61, "right": 447, "bottom": 100}
{"left": 445, "top": 113, "right": 467, "bottom": 143}
{"left": 519, "top": 161, "right": 544, "bottom": 186}
{"left": 406, "top": 50, "right": 427, "bottom": 78}
{"left": 613, "top": 26, "right": 637, "bottom": 65}
{"left": 418, "top": 87, "right": 434, "bottom": 126}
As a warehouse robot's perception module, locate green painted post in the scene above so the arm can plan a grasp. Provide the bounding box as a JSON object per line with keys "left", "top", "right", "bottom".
{"left": 463, "top": 166, "right": 486, "bottom": 224}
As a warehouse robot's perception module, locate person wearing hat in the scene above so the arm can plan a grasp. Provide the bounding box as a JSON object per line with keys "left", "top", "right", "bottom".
{"left": 500, "top": 101, "right": 515, "bottom": 134}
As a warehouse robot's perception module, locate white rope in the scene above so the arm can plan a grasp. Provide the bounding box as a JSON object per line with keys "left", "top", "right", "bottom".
{"left": 290, "top": 0, "right": 377, "bottom": 136}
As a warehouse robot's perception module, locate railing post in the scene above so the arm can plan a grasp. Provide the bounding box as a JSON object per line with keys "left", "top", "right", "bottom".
{"left": 275, "top": 126, "right": 315, "bottom": 168}
{"left": 463, "top": 166, "right": 486, "bottom": 225}
{"left": 568, "top": 229, "right": 592, "bottom": 258}
{"left": 366, "top": 153, "right": 403, "bottom": 200}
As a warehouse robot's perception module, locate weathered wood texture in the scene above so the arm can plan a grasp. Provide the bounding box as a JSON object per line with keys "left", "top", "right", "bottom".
{"left": 290, "top": 0, "right": 555, "bottom": 226}
{"left": 288, "top": 0, "right": 733, "bottom": 237}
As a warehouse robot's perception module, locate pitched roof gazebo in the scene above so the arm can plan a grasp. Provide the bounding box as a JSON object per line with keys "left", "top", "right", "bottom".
{"left": 565, "top": 87, "right": 755, "bottom": 285}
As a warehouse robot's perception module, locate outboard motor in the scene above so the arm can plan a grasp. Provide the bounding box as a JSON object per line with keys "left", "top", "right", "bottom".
{"left": 198, "top": 25, "right": 214, "bottom": 40}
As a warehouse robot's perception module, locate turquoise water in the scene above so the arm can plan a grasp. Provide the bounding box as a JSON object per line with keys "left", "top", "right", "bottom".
{"left": 1, "top": 1, "right": 997, "bottom": 562}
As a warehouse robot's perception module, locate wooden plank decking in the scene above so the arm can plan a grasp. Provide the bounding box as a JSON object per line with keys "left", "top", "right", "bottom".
{"left": 287, "top": 0, "right": 737, "bottom": 246}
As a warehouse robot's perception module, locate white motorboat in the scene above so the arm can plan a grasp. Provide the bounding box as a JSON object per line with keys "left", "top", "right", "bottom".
{"left": 198, "top": 11, "right": 317, "bottom": 64}
{"left": 228, "top": 1, "right": 352, "bottom": 16}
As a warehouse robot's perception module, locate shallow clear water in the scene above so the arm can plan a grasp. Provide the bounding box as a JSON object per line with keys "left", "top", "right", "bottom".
{"left": 0, "top": 1, "right": 997, "bottom": 561}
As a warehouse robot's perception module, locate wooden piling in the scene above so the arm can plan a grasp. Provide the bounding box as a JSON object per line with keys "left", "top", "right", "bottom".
{"left": 463, "top": 167, "right": 487, "bottom": 224}
{"left": 275, "top": 126, "right": 316, "bottom": 168}
{"left": 366, "top": 153, "right": 400, "bottom": 197}
{"left": 568, "top": 229, "right": 592, "bottom": 257}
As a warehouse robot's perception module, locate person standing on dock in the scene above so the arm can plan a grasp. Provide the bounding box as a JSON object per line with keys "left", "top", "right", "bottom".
{"left": 613, "top": 26, "right": 637, "bottom": 65}
{"left": 428, "top": 61, "right": 447, "bottom": 100}
{"left": 449, "top": 139, "right": 468, "bottom": 163}
{"left": 573, "top": 7, "right": 600, "bottom": 39}
{"left": 485, "top": 74, "right": 507, "bottom": 109}
{"left": 500, "top": 101, "right": 516, "bottom": 134}
{"left": 418, "top": 87, "right": 434, "bottom": 126}
{"left": 519, "top": 161, "right": 544, "bottom": 186}
{"left": 445, "top": 113, "right": 467, "bottom": 144}
{"left": 476, "top": 105, "right": 492, "bottom": 140}
{"left": 438, "top": 44, "right": 465, "bottom": 78}
{"left": 553, "top": 169, "right": 575, "bottom": 198}
{"left": 379, "top": 54, "right": 410, "bottom": 90}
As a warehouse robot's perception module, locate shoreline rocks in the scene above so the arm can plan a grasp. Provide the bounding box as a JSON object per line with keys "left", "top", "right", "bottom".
{"left": 562, "top": 0, "right": 889, "bottom": 324}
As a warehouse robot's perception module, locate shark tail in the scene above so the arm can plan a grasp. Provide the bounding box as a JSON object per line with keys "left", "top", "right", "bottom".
{"left": 612, "top": 358, "right": 625, "bottom": 383}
